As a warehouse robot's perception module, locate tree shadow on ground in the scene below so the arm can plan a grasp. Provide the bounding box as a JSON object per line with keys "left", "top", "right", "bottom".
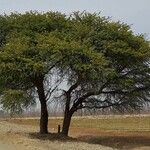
{"left": 29, "top": 132, "right": 77, "bottom": 142}
{"left": 77, "top": 135, "right": 150, "bottom": 150}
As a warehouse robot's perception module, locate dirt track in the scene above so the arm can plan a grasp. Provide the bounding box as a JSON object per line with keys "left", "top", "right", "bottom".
{"left": 0, "top": 120, "right": 116, "bottom": 150}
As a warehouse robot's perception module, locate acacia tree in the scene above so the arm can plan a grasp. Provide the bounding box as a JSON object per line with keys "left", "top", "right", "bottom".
{"left": 0, "top": 12, "right": 69, "bottom": 134}
{"left": 0, "top": 11, "right": 149, "bottom": 137}
{"left": 59, "top": 12, "right": 150, "bottom": 136}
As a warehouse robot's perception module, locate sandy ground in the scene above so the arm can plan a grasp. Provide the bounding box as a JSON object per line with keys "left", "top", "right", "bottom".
{"left": 0, "top": 120, "right": 116, "bottom": 150}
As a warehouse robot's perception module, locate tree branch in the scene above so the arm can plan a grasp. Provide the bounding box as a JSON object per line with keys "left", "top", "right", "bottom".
{"left": 101, "top": 85, "right": 150, "bottom": 95}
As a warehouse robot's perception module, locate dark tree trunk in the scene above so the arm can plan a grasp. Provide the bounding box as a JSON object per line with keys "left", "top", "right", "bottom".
{"left": 61, "top": 112, "right": 72, "bottom": 136}
{"left": 61, "top": 92, "right": 72, "bottom": 136}
{"left": 39, "top": 98, "right": 48, "bottom": 134}
{"left": 36, "top": 79, "right": 48, "bottom": 134}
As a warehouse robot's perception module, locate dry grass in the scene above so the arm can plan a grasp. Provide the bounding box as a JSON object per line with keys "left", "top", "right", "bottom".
{"left": 5, "top": 115, "right": 150, "bottom": 149}
{"left": 0, "top": 121, "right": 113, "bottom": 150}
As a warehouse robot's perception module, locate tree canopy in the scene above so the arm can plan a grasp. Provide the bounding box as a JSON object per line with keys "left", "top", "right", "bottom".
{"left": 0, "top": 11, "right": 149, "bottom": 136}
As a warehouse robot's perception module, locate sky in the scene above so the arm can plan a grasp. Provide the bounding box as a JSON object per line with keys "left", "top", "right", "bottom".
{"left": 0, "top": 0, "right": 150, "bottom": 39}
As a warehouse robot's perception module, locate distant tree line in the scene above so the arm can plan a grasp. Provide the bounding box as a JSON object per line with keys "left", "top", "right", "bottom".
{"left": 0, "top": 11, "right": 150, "bottom": 136}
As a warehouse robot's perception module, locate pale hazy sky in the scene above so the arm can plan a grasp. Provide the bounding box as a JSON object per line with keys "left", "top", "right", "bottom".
{"left": 0, "top": 0, "right": 150, "bottom": 38}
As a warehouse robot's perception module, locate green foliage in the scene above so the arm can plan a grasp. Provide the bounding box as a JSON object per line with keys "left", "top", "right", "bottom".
{"left": 61, "top": 12, "right": 150, "bottom": 111}
{"left": 0, "top": 12, "right": 68, "bottom": 90}
{"left": 0, "top": 11, "right": 149, "bottom": 115}
{"left": 0, "top": 89, "right": 35, "bottom": 116}
{"left": 0, "top": 12, "right": 70, "bottom": 117}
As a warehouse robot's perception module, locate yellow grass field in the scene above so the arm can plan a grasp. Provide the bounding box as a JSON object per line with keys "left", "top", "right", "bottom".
{"left": 5, "top": 115, "right": 150, "bottom": 150}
